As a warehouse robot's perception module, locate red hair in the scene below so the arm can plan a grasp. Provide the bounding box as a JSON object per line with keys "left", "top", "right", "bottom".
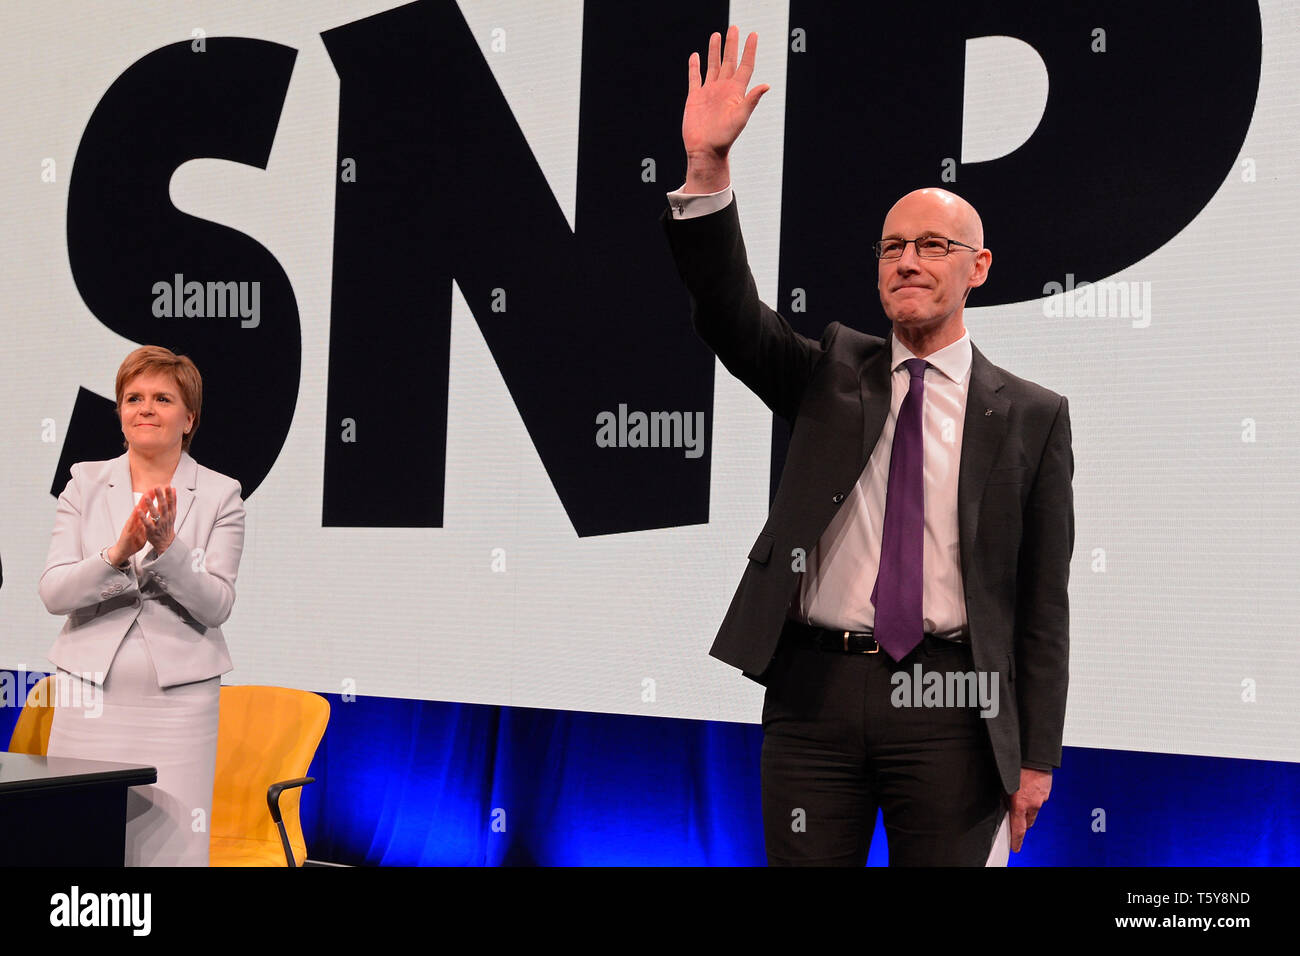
{"left": 114, "top": 346, "right": 202, "bottom": 452}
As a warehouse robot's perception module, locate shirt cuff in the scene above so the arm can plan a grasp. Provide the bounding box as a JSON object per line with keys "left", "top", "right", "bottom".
{"left": 665, "top": 183, "right": 734, "bottom": 220}
{"left": 1021, "top": 761, "right": 1055, "bottom": 773}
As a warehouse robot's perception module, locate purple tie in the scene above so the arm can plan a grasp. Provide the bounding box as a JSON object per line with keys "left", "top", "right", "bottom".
{"left": 871, "top": 357, "right": 929, "bottom": 661}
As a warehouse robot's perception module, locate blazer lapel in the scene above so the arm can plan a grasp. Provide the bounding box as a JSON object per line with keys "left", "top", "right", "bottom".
{"left": 104, "top": 453, "right": 134, "bottom": 548}
{"left": 172, "top": 452, "right": 198, "bottom": 537}
{"left": 858, "top": 329, "right": 896, "bottom": 470}
{"left": 958, "top": 343, "right": 1010, "bottom": 582}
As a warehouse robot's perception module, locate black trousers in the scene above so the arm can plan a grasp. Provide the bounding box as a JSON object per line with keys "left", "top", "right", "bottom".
{"left": 761, "top": 622, "right": 1006, "bottom": 866}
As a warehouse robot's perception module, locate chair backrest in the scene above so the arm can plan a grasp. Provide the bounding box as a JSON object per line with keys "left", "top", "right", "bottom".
{"left": 210, "top": 685, "right": 330, "bottom": 866}
{"left": 7, "top": 675, "right": 55, "bottom": 755}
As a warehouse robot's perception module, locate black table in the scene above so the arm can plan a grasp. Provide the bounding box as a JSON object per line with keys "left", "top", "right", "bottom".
{"left": 0, "top": 754, "right": 156, "bottom": 866}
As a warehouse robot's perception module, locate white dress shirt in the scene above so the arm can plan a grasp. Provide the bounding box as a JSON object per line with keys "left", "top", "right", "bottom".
{"left": 797, "top": 331, "right": 971, "bottom": 632}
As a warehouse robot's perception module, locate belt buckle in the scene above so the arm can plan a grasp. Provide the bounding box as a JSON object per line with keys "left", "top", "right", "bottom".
{"left": 843, "top": 631, "right": 880, "bottom": 654}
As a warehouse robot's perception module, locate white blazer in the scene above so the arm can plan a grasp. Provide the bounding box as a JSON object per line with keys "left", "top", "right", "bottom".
{"left": 39, "top": 451, "right": 245, "bottom": 688}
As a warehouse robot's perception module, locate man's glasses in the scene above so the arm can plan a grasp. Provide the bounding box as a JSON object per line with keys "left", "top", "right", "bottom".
{"left": 873, "top": 236, "right": 979, "bottom": 260}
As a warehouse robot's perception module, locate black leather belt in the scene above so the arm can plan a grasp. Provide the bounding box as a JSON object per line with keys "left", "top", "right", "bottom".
{"left": 784, "top": 619, "right": 970, "bottom": 654}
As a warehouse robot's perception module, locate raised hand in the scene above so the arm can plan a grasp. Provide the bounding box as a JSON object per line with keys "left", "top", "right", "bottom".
{"left": 141, "top": 486, "right": 178, "bottom": 556}
{"left": 681, "top": 26, "right": 770, "bottom": 193}
{"left": 107, "top": 494, "right": 151, "bottom": 567}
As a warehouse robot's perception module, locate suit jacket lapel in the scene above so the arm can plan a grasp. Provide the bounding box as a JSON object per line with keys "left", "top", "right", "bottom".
{"left": 172, "top": 452, "right": 198, "bottom": 536}
{"left": 105, "top": 453, "right": 134, "bottom": 549}
{"left": 958, "top": 343, "right": 1009, "bottom": 582}
{"left": 858, "top": 329, "right": 896, "bottom": 470}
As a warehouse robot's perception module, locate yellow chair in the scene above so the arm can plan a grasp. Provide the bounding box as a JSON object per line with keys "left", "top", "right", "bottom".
{"left": 7, "top": 674, "right": 56, "bottom": 755}
{"left": 7, "top": 677, "right": 329, "bottom": 867}
{"left": 209, "top": 685, "right": 330, "bottom": 867}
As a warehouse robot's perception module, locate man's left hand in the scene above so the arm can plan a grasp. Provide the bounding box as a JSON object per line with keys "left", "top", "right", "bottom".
{"left": 1005, "top": 767, "right": 1052, "bottom": 853}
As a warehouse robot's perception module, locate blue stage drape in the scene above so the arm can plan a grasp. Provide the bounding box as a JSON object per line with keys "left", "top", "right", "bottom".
{"left": 2, "top": 671, "right": 1296, "bottom": 865}
{"left": 294, "top": 693, "right": 1300, "bottom": 866}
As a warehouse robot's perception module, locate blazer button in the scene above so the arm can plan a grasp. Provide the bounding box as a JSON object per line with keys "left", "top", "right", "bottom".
{"left": 832, "top": 492, "right": 845, "bottom": 504}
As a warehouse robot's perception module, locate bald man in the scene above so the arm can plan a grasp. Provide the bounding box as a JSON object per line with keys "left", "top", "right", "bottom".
{"left": 661, "top": 28, "right": 1073, "bottom": 866}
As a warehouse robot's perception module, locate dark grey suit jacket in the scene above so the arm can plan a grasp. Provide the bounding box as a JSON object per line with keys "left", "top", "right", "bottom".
{"left": 662, "top": 198, "right": 1074, "bottom": 794}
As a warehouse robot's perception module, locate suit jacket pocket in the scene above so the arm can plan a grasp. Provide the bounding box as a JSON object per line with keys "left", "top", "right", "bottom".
{"left": 748, "top": 531, "right": 775, "bottom": 566}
